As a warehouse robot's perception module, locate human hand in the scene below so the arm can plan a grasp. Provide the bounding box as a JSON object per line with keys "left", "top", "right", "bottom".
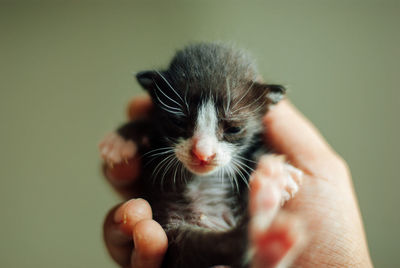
{"left": 102, "top": 96, "right": 167, "bottom": 268}
{"left": 261, "top": 100, "right": 373, "bottom": 267}
{"left": 101, "top": 96, "right": 372, "bottom": 267}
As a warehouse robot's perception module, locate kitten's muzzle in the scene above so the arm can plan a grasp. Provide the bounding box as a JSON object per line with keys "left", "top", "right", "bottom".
{"left": 191, "top": 136, "right": 217, "bottom": 164}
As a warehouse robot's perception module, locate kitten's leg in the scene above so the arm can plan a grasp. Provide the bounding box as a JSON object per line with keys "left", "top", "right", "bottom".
{"left": 247, "top": 155, "right": 306, "bottom": 268}
{"left": 99, "top": 120, "right": 152, "bottom": 166}
{"left": 163, "top": 224, "right": 248, "bottom": 268}
{"left": 250, "top": 213, "right": 306, "bottom": 268}
{"left": 255, "top": 155, "right": 303, "bottom": 205}
{"left": 163, "top": 156, "right": 304, "bottom": 268}
{"left": 99, "top": 132, "right": 137, "bottom": 165}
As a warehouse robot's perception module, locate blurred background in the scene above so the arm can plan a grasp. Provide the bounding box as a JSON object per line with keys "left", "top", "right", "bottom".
{"left": 1, "top": 1, "right": 399, "bottom": 267}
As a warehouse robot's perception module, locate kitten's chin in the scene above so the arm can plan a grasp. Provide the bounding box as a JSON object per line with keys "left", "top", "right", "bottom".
{"left": 186, "top": 163, "right": 219, "bottom": 176}
{"left": 175, "top": 150, "right": 229, "bottom": 176}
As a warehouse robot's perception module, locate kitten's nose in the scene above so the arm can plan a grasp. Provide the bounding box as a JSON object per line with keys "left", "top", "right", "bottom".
{"left": 192, "top": 137, "right": 216, "bottom": 163}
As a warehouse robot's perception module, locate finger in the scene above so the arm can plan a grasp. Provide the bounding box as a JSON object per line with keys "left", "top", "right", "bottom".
{"left": 131, "top": 219, "right": 168, "bottom": 268}
{"left": 114, "top": 198, "right": 153, "bottom": 234}
{"left": 263, "top": 100, "right": 344, "bottom": 177}
{"left": 104, "top": 199, "right": 153, "bottom": 267}
{"left": 103, "top": 157, "right": 141, "bottom": 198}
{"left": 127, "top": 95, "right": 153, "bottom": 120}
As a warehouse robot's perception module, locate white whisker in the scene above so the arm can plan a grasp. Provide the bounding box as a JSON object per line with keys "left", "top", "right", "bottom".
{"left": 143, "top": 147, "right": 174, "bottom": 155}
{"left": 184, "top": 84, "right": 190, "bottom": 111}
{"left": 153, "top": 86, "right": 185, "bottom": 116}
{"left": 152, "top": 154, "right": 175, "bottom": 186}
{"left": 231, "top": 163, "right": 250, "bottom": 189}
{"left": 232, "top": 91, "right": 264, "bottom": 114}
{"left": 172, "top": 158, "right": 180, "bottom": 187}
{"left": 233, "top": 158, "right": 255, "bottom": 173}
{"left": 156, "top": 70, "right": 185, "bottom": 105}
{"left": 231, "top": 80, "right": 255, "bottom": 111}
{"left": 154, "top": 81, "right": 184, "bottom": 110}
{"left": 227, "top": 165, "right": 239, "bottom": 192}
{"left": 225, "top": 77, "right": 231, "bottom": 115}
{"left": 160, "top": 156, "right": 178, "bottom": 189}
{"left": 147, "top": 151, "right": 175, "bottom": 159}
{"left": 235, "top": 155, "right": 257, "bottom": 164}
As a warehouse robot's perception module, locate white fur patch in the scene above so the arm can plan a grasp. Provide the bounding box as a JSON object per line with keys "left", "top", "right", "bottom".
{"left": 185, "top": 175, "right": 237, "bottom": 230}
{"left": 174, "top": 100, "right": 235, "bottom": 175}
{"left": 193, "top": 101, "right": 219, "bottom": 158}
{"left": 196, "top": 100, "right": 218, "bottom": 136}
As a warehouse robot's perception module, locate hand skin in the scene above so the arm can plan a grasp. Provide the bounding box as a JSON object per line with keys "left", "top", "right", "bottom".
{"left": 102, "top": 96, "right": 373, "bottom": 268}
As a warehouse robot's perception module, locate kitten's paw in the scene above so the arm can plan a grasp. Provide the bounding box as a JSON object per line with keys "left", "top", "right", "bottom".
{"left": 99, "top": 132, "right": 137, "bottom": 165}
{"left": 248, "top": 155, "right": 303, "bottom": 231}
{"left": 247, "top": 156, "right": 306, "bottom": 267}
{"left": 254, "top": 155, "right": 303, "bottom": 205}
{"left": 281, "top": 163, "right": 303, "bottom": 204}
{"left": 249, "top": 213, "right": 306, "bottom": 268}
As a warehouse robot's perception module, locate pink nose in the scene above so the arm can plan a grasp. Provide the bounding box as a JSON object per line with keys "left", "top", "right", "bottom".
{"left": 192, "top": 149, "right": 216, "bottom": 162}
{"left": 191, "top": 138, "right": 216, "bottom": 163}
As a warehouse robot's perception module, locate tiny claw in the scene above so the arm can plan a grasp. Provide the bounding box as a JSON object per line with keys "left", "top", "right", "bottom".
{"left": 123, "top": 213, "right": 128, "bottom": 225}
{"left": 108, "top": 161, "right": 114, "bottom": 169}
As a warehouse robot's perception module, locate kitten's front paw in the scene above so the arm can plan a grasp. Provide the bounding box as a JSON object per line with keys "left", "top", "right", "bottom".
{"left": 247, "top": 155, "right": 305, "bottom": 267}
{"left": 249, "top": 212, "right": 306, "bottom": 268}
{"left": 99, "top": 132, "right": 137, "bottom": 166}
{"left": 254, "top": 155, "right": 303, "bottom": 206}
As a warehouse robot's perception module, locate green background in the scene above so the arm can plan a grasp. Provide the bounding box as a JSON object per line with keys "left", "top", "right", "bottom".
{"left": 1, "top": 1, "right": 399, "bottom": 267}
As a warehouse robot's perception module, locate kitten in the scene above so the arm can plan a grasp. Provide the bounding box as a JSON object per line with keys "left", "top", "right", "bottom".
{"left": 100, "top": 43, "right": 302, "bottom": 267}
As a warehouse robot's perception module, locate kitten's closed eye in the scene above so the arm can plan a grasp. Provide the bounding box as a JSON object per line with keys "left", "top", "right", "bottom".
{"left": 225, "top": 126, "right": 242, "bottom": 135}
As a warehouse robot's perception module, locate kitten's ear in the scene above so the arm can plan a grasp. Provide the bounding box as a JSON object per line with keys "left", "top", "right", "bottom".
{"left": 136, "top": 71, "right": 158, "bottom": 91}
{"left": 256, "top": 83, "right": 286, "bottom": 104}
{"left": 266, "top": 84, "right": 286, "bottom": 104}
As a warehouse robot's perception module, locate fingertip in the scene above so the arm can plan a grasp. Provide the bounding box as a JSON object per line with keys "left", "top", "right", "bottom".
{"left": 263, "top": 99, "right": 292, "bottom": 124}
{"left": 114, "top": 199, "right": 153, "bottom": 235}
{"left": 127, "top": 95, "right": 153, "bottom": 120}
{"left": 132, "top": 219, "right": 168, "bottom": 268}
{"left": 103, "top": 204, "right": 133, "bottom": 266}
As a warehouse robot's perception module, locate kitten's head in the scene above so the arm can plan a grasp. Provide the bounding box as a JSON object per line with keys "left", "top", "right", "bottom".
{"left": 137, "top": 43, "right": 285, "bottom": 176}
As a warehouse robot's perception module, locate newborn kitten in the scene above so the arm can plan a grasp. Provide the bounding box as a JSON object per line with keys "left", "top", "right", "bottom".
{"left": 100, "top": 43, "right": 302, "bottom": 267}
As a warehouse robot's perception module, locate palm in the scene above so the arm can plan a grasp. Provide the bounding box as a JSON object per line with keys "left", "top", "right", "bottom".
{"left": 101, "top": 97, "right": 372, "bottom": 268}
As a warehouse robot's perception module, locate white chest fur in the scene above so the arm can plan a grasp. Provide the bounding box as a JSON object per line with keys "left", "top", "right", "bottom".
{"left": 184, "top": 175, "right": 237, "bottom": 231}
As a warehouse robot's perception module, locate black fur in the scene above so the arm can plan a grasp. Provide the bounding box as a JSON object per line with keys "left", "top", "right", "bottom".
{"left": 116, "top": 43, "right": 286, "bottom": 267}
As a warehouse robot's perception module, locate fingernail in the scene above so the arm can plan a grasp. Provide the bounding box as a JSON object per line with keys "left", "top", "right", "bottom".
{"left": 284, "top": 164, "right": 304, "bottom": 185}
{"left": 114, "top": 202, "right": 131, "bottom": 224}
